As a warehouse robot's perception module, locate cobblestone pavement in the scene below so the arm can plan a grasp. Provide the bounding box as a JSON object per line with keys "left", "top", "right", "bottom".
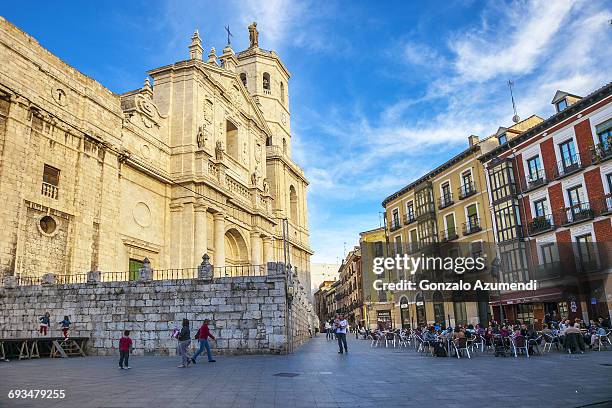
{"left": 1, "top": 335, "right": 611, "bottom": 408}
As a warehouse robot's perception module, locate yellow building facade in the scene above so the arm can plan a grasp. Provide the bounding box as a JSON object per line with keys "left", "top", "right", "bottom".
{"left": 381, "top": 117, "right": 544, "bottom": 327}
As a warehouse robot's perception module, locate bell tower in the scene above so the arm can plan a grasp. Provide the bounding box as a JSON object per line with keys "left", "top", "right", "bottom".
{"left": 236, "top": 22, "right": 292, "bottom": 157}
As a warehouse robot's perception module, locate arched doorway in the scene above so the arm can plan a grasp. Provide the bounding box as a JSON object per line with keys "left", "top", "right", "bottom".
{"left": 415, "top": 292, "right": 426, "bottom": 327}
{"left": 225, "top": 228, "right": 248, "bottom": 274}
{"left": 399, "top": 297, "right": 410, "bottom": 329}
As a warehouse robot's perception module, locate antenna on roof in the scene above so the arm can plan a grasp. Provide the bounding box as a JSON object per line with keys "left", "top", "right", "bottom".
{"left": 507, "top": 80, "right": 520, "bottom": 123}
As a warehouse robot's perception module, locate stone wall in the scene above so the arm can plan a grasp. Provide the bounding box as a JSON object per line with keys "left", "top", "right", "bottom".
{"left": 0, "top": 264, "right": 314, "bottom": 355}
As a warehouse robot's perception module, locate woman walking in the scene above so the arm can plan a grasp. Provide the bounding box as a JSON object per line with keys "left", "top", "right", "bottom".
{"left": 176, "top": 318, "right": 192, "bottom": 368}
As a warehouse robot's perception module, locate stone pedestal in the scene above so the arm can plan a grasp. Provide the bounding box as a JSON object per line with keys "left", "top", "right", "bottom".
{"left": 41, "top": 273, "right": 57, "bottom": 285}
{"left": 87, "top": 270, "right": 101, "bottom": 283}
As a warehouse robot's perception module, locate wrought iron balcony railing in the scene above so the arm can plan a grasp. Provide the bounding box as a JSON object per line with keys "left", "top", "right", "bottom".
{"left": 440, "top": 228, "right": 459, "bottom": 242}
{"left": 458, "top": 182, "right": 477, "bottom": 199}
{"left": 403, "top": 213, "right": 416, "bottom": 225}
{"left": 591, "top": 141, "right": 612, "bottom": 164}
{"left": 553, "top": 154, "right": 583, "bottom": 179}
{"left": 561, "top": 202, "right": 595, "bottom": 226}
{"left": 522, "top": 169, "right": 547, "bottom": 193}
{"left": 527, "top": 214, "right": 555, "bottom": 236}
{"left": 438, "top": 193, "right": 454, "bottom": 209}
{"left": 463, "top": 218, "right": 482, "bottom": 235}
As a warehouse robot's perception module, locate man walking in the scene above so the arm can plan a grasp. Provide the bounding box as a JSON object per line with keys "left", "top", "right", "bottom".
{"left": 192, "top": 319, "right": 216, "bottom": 364}
{"left": 324, "top": 320, "right": 332, "bottom": 340}
{"left": 335, "top": 314, "right": 348, "bottom": 354}
{"left": 176, "top": 318, "right": 192, "bottom": 368}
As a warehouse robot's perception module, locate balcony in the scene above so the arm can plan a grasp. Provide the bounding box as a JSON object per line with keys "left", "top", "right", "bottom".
{"left": 595, "top": 194, "right": 612, "bottom": 215}
{"left": 521, "top": 169, "right": 547, "bottom": 193}
{"left": 440, "top": 228, "right": 459, "bottom": 242}
{"left": 533, "top": 261, "right": 561, "bottom": 280}
{"left": 403, "top": 213, "right": 416, "bottom": 225}
{"left": 527, "top": 215, "right": 555, "bottom": 236}
{"left": 416, "top": 202, "right": 436, "bottom": 219}
{"left": 41, "top": 182, "right": 58, "bottom": 199}
{"left": 438, "top": 193, "right": 454, "bottom": 209}
{"left": 458, "top": 182, "right": 477, "bottom": 199}
{"left": 561, "top": 202, "right": 595, "bottom": 226}
{"left": 390, "top": 220, "right": 402, "bottom": 232}
{"left": 462, "top": 218, "right": 482, "bottom": 235}
{"left": 553, "top": 154, "right": 583, "bottom": 180}
{"left": 591, "top": 141, "right": 612, "bottom": 164}
{"left": 578, "top": 258, "right": 600, "bottom": 274}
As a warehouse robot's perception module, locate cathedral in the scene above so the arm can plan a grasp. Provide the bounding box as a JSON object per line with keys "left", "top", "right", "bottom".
{"left": 0, "top": 17, "right": 313, "bottom": 289}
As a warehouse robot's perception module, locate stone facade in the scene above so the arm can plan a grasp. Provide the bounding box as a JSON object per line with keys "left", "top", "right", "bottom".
{"left": 0, "top": 17, "right": 312, "bottom": 293}
{"left": 0, "top": 263, "right": 313, "bottom": 355}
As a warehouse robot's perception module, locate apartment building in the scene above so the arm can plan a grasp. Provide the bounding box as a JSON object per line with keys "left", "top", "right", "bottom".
{"left": 479, "top": 83, "right": 612, "bottom": 324}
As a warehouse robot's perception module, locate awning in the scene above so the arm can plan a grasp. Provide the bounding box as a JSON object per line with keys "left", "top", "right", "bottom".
{"left": 489, "top": 285, "right": 566, "bottom": 305}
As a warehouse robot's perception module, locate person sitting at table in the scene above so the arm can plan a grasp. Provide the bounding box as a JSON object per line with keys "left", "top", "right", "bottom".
{"left": 590, "top": 324, "right": 606, "bottom": 349}
{"left": 475, "top": 324, "right": 485, "bottom": 337}
{"left": 564, "top": 323, "right": 585, "bottom": 353}
{"left": 499, "top": 325, "right": 510, "bottom": 337}
{"left": 452, "top": 327, "right": 465, "bottom": 341}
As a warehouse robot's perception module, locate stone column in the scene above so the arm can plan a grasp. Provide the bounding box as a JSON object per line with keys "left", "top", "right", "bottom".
{"left": 213, "top": 212, "right": 225, "bottom": 268}
{"left": 169, "top": 203, "right": 183, "bottom": 268}
{"left": 194, "top": 202, "right": 208, "bottom": 267}
{"left": 250, "top": 232, "right": 262, "bottom": 265}
{"left": 263, "top": 236, "right": 274, "bottom": 265}
{"left": 181, "top": 200, "right": 195, "bottom": 269}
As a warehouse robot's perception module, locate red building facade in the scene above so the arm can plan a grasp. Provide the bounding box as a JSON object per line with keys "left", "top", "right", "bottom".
{"left": 480, "top": 83, "right": 612, "bottom": 324}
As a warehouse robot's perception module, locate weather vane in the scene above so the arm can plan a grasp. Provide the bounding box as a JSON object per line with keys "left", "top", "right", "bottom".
{"left": 507, "top": 80, "right": 520, "bottom": 123}
{"left": 224, "top": 25, "right": 233, "bottom": 45}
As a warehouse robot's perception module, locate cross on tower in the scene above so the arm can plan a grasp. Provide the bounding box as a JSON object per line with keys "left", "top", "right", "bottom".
{"left": 224, "top": 25, "right": 233, "bottom": 45}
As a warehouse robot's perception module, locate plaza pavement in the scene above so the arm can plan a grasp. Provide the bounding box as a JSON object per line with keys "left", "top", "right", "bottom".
{"left": 1, "top": 335, "right": 611, "bottom": 408}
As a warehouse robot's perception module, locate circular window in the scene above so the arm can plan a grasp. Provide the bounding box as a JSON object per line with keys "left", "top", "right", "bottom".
{"left": 39, "top": 216, "right": 57, "bottom": 235}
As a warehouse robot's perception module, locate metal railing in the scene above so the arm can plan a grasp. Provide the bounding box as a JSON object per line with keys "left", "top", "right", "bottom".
{"left": 403, "top": 213, "right": 416, "bottom": 225}
{"left": 527, "top": 214, "right": 555, "bottom": 236}
{"left": 438, "top": 193, "right": 454, "bottom": 209}
{"left": 590, "top": 141, "right": 612, "bottom": 163}
{"left": 462, "top": 218, "right": 482, "bottom": 235}
{"left": 458, "top": 182, "right": 476, "bottom": 199}
{"left": 390, "top": 219, "right": 401, "bottom": 231}
{"left": 553, "top": 154, "right": 583, "bottom": 179}
{"left": 522, "top": 169, "right": 547, "bottom": 192}
{"left": 440, "top": 228, "right": 459, "bottom": 242}
{"left": 561, "top": 202, "right": 595, "bottom": 225}
{"left": 1, "top": 264, "right": 268, "bottom": 287}
{"left": 532, "top": 261, "right": 561, "bottom": 280}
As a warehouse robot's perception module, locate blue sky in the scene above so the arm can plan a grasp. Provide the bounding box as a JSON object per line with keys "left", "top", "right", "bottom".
{"left": 3, "top": 0, "right": 611, "bottom": 264}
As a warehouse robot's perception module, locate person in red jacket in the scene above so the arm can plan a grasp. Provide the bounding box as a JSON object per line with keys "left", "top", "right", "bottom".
{"left": 191, "top": 319, "right": 216, "bottom": 363}
{"left": 118, "top": 330, "right": 133, "bottom": 369}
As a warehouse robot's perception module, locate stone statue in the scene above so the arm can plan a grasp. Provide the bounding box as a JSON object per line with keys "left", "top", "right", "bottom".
{"left": 248, "top": 22, "right": 259, "bottom": 48}
{"left": 263, "top": 178, "right": 270, "bottom": 194}
{"left": 196, "top": 125, "right": 206, "bottom": 149}
{"left": 215, "top": 140, "right": 225, "bottom": 160}
{"left": 251, "top": 172, "right": 257, "bottom": 186}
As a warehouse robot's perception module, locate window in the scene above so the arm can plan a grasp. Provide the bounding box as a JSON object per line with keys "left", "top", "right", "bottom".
{"left": 43, "top": 164, "right": 60, "bottom": 186}
{"left": 280, "top": 81, "right": 285, "bottom": 104}
{"left": 567, "top": 185, "right": 584, "bottom": 208}
{"left": 263, "top": 72, "right": 271, "bottom": 90}
{"left": 596, "top": 119, "right": 612, "bottom": 150}
{"left": 409, "top": 229, "right": 418, "bottom": 252}
{"left": 225, "top": 120, "right": 239, "bottom": 159}
{"left": 541, "top": 243, "right": 558, "bottom": 264}
{"left": 42, "top": 164, "right": 60, "bottom": 199}
{"left": 493, "top": 200, "right": 521, "bottom": 242}
{"left": 488, "top": 160, "right": 516, "bottom": 203}
{"left": 527, "top": 156, "right": 543, "bottom": 181}
{"left": 282, "top": 138, "right": 287, "bottom": 154}
{"left": 406, "top": 202, "right": 415, "bottom": 221}
{"left": 289, "top": 185, "right": 298, "bottom": 221}
{"left": 395, "top": 236, "right": 402, "bottom": 255}
{"left": 266, "top": 136, "right": 272, "bottom": 146}
{"left": 556, "top": 98, "right": 568, "bottom": 112}
{"left": 445, "top": 213, "right": 456, "bottom": 236}
{"left": 470, "top": 241, "right": 483, "bottom": 258}
{"left": 498, "top": 133, "right": 507, "bottom": 145}
{"left": 240, "top": 72, "right": 247, "bottom": 87}
{"left": 607, "top": 173, "right": 612, "bottom": 193}
{"left": 461, "top": 170, "right": 473, "bottom": 187}
{"left": 374, "top": 241, "right": 384, "bottom": 257}
{"left": 39, "top": 216, "right": 57, "bottom": 235}
{"left": 391, "top": 209, "right": 400, "bottom": 229}
{"left": 466, "top": 204, "right": 478, "bottom": 226}
{"left": 576, "top": 233, "right": 597, "bottom": 271}
{"left": 516, "top": 304, "right": 534, "bottom": 323}
{"left": 433, "top": 291, "right": 445, "bottom": 326}
{"left": 533, "top": 198, "right": 548, "bottom": 218}
{"left": 559, "top": 139, "right": 578, "bottom": 169}
{"left": 441, "top": 182, "right": 452, "bottom": 206}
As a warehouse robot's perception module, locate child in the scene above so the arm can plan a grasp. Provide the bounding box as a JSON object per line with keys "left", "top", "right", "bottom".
{"left": 59, "top": 316, "right": 71, "bottom": 339}
{"left": 169, "top": 321, "right": 180, "bottom": 339}
{"left": 119, "top": 330, "right": 133, "bottom": 369}
{"left": 39, "top": 312, "right": 50, "bottom": 336}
